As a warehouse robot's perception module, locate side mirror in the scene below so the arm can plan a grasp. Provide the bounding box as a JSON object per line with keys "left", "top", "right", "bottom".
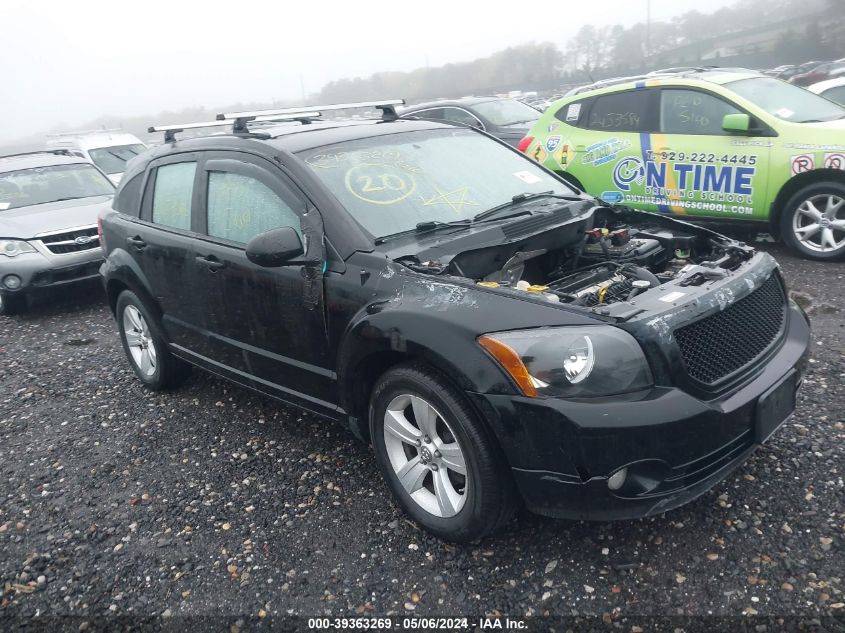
{"left": 246, "top": 227, "right": 304, "bottom": 267}
{"left": 722, "top": 113, "right": 751, "bottom": 134}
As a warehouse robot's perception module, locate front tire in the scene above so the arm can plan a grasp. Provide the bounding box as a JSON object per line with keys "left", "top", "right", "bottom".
{"left": 780, "top": 182, "right": 845, "bottom": 261}
{"left": 369, "top": 362, "right": 518, "bottom": 542}
{"left": 116, "top": 290, "right": 190, "bottom": 390}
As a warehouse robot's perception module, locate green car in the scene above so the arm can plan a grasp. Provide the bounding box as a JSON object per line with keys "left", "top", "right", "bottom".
{"left": 520, "top": 70, "right": 845, "bottom": 260}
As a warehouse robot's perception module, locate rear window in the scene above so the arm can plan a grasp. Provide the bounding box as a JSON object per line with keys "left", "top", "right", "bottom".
{"left": 88, "top": 144, "right": 146, "bottom": 175}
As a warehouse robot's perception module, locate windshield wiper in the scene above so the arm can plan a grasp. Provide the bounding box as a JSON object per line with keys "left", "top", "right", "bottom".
{"left": 374, "top": 219, "right": 473, "bottom": 244}
{"left": 472, "top": 191, "right": 581, "bottom": 222}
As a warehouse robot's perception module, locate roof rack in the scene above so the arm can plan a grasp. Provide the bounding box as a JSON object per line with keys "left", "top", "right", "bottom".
{"left": 148, "top": 112, "right": 323, "bottom": 142}
{"left": 45, "top": 128, "right": 123, "bottom": 137}
{"left": 217, "top": 98, "right": 406, "bottom": 125}
{"left": 0, "top": 149, "right": 76, "bottom": 160}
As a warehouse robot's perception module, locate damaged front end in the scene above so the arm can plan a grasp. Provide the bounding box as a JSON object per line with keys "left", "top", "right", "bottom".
{"left": 392, "top": 204, "right": 794, "bottom": 398}
{"left": 396, "top": 205, "right": 758, "bottom": 319}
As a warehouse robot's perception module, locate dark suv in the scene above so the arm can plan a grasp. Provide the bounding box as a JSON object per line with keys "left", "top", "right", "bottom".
{"left": 100, "top": 101, "right": 810, "bottom": 542}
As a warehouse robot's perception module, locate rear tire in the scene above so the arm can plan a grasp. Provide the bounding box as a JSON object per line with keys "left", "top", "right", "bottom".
{"left": 369, "top": 362, "right": 518, "bottom": 542}
{"left": 116, "top": 290, "right": 190, "bottom": 390}
{"left": 780, "top": 182, "right": 845, "bottom": 261}
{"left": 0, "top": 292, "right": 26, "bottom": 316}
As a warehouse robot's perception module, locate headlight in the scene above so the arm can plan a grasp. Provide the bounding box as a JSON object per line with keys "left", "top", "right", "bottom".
{"left": 478, "top": 326, "right": 653, "bottom": 397}
{"left": 0, "top": 240, "right": 36, "bottom": 258}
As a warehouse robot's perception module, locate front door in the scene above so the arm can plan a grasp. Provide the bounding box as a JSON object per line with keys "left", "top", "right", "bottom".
{"left": 643, "top": 87, "right": 772, "bottom": 221}
{"left": 189, "top": 152, "right": 336, "bottom": 413}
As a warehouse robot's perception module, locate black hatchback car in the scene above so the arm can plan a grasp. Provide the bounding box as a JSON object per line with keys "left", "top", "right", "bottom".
{"left": 99, "top": 101, "right": 810, "bottom": 542}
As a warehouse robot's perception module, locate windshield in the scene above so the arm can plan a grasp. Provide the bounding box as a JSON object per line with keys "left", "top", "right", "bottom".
{"left": 728, "top": 77, "right": 845, "bottom": 123}
{"left": 472, "top": 99, "right": 540, "bottom": 126}
{"left": 299, "top": 128, "right": 574, "bottom": 239}
{"left": 0, "top": 163, "right": 114, "bottom": 210}
{"left": 87, "top": 143, "right": 146, "bottom": 175}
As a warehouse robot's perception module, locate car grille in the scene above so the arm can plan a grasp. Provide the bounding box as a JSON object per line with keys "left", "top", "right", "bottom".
{"left": 674, "top": 274, "right": 787, "bottom": 385}
{"left": 38, "top": 226, "right": 100, "bottom": 255}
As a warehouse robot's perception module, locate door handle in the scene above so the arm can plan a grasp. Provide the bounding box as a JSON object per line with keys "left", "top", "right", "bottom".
{"left": 126, "top": 236, "right": 147, "bottom": 249}
{"left": 195, "top": 255, "right": 225, "bottom": 271}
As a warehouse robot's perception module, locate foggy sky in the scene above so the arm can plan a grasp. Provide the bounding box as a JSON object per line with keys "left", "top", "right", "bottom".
{"left": 0, "top": 0, "right": 733, "bottom": 142}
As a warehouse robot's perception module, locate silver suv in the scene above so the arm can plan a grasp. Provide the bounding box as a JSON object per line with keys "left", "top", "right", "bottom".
{"left": 0, "top": 150, "right": 115, "bottom": 315}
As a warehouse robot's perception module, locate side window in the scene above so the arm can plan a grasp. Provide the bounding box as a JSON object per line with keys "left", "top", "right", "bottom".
{"left": 554, "top": 99, "right": 588, "bottom": 127}
{"left": 206, "top": 171, "right": 301, "bottom": 244}
{"left": 585, "top": 91, "right": 651, "bottom": 132}
{"left": 442, "top": 108, "right": 482, "bottom": 129}
{"left": 151, "top": 162, "right": 196, "bottom": 230}
{"left": 660, "top": 89, "right": 742, "bottom": 136}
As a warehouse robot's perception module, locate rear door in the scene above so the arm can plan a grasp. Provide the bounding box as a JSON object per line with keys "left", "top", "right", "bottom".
{"left": 189, "top": 152, "right": 336, "bottom": 412}
{"left": 122, "top": 153, "right": 212, "bottom": 353}
{"left": 551, "top": 88, "right": 658, "bottom": 205}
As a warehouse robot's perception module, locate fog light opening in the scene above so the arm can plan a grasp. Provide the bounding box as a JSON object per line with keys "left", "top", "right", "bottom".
{"left": 607, "top": 467, "right": 628, "bottom": 491}
{"left": 3, "top": 275, "right": 22, "bottom": 290}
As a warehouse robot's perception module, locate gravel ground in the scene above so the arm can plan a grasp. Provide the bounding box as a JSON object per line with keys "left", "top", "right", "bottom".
{"left": 0, "top": 243, "right": 843, "bottom": 631}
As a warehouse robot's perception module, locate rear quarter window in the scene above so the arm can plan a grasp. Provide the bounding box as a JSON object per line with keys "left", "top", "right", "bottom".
{"left": 554, "top": 99, "right": 589, "bottom": 127}
{"left": 113, "top": 173, "right": 143, "bottom": 216}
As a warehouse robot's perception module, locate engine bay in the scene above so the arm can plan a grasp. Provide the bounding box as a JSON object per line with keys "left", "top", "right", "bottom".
{"left": 397, "top": 207, "right": 756, "bottom": 309}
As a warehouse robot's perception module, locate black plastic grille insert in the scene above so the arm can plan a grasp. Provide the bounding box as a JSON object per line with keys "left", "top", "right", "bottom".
{"left": 674, "top": 274, "right": 786, "bottom": 385}
{"left": 39, "top": 227, "right": 100, "bottom": 255}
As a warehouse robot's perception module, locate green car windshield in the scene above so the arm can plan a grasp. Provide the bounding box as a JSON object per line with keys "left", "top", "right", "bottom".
{"left": 299, "top": 128, "right": 573, "bottom": 239}
{"left": 728, "top": 77, "right": 845, "bottom": 123}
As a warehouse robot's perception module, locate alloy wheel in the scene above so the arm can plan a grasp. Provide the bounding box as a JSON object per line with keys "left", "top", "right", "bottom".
{"left": 792, "top": 193, "right": 845, "bottom": 253}
{"left": 382, "top": 394, "right": 468, "bottom": 518}
{"left": 123, "top": 305, "right": 157, "bottom": 377}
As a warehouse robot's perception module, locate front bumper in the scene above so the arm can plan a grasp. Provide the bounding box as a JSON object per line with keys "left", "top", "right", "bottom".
{"left": 1, "top": 250, "right": 103, "bottom": 295}
{"left": 468, "top": 305, "right": 811, "bottom": 521}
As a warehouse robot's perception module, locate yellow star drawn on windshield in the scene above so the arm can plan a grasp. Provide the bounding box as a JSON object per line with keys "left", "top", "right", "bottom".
{"left": 419, "top": 186, "right": 478, "bottom": 214}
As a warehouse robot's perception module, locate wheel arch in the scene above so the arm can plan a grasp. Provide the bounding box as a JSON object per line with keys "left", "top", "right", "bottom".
{"left": 769, "top": 169, "right": 845, "bottom": 238}
{"left": 340, "top": 343, "right": 487, "bottom": 444}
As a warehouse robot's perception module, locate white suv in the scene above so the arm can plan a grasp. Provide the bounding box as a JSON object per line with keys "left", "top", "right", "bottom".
{"left": 45, "top": 130, "right": 147, "bottom": 185}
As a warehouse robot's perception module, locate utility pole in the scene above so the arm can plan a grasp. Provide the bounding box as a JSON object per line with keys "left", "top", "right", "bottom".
{"left": 646, "top": 0, "right": 652, "bottom": 60}
{"left": 299, "top": 74, "right": 306, "bottom": 104}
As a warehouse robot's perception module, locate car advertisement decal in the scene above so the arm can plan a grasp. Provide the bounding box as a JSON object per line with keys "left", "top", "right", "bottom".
{"left": 546, "top": 135, "right": 561, "bottom": 152}
{"left": 824, "top": 153, "right": 845, "bottom": 170}
{"left": 790, "top": 154, "right": 815, "bottom": 176}
{"left": 600, "top": 191, "right": 624, "bottom": 203}
{"left": 555, "top": 140, "right": 575, "bottom": 167}
{"left": 531, "top": 144, "right": 547, "bottom": 163}
{"left": 582, "top": 137, "right": 631, "bottom": 166}
{"left": 609, "top": 132, "right": 758, "bottom": 216}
